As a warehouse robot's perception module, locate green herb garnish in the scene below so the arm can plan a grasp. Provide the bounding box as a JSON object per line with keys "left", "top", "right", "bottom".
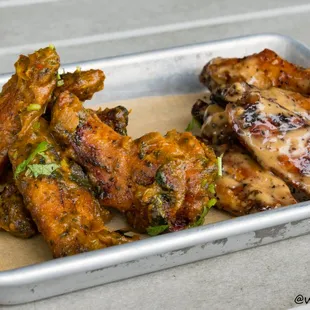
{"left": 208, "top": 183, "right": 216, "bottom": 194}
{"left": 185, "top": 117, "right": 201, "bottom": 132}
{"left": 14, "top": 141, "right": 50, "bottom": 177}
{"left": 27, "top": 104, "right": 41, "bottom": 111}
{"left": 57, "top": 79, "right": 64, "bottom": 87}
{"left": 217, "top": 154, "right": 224, "bottom": 177}
{"left": 146, "top": 225, "right": 169, "bottom": 236}
{"left": 49, "top": 44, "right": 55, "bottom": 50}
{"left": 191, "top": 198, "right": 217, "bottom": 228}
{"left": 33, "top": 121, "right": 40, "bottom": 130}
{"left": 76, "top": 66, "right": 81, "bottom": 72}
{"left": 27, "top": 163, "right": 60, "bottom": 178}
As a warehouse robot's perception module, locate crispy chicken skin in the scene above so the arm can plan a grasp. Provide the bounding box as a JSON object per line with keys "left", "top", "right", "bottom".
{"left": 0, "top": 170, "right": 37, "bottom": 238}
{"left": 200, "top": 49, "right": 310, "bottom": 94}
{"left": 0, "top": 47, "right": 59, "bottom": 173}
{"left": 224, "top": 82, "right": 310, "bottom": 197}
{"left": 55, "top": 69, "right": 105, "bottom": 101}
{"left": 215, "top": 145, "right": 296, "bottom": 216}
{"left": 9, "top": 119, "right": 130, "bottom": 257}
{"left": 51, "top": 91, "right": 217, "bottom": 233}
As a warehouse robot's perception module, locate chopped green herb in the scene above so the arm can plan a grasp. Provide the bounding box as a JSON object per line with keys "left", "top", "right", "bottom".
{"left": 33, "top": 122, "right": 40, "bottom": 130}
{"left": 191, "top": 206, "right": 209, "bottom": 227}
{"left": 146, "top": 225, "right": 169, "bottom": 236}
{"left": 27, "top": 104, "right": 41, "bottom": 111}
{"left": 207, "top": 198, "right": 217, "bottom": 208}
{"left": 76, "top": 66, "right": 81, "bottom": 72}
{"left": 201, "top": 179, "right": 208, "bottom": 188}
{"left": 49, "top": 44, "right": 55, "bottom": 50}
{"left": 57, "top": 79, "right": 64, "bottom": 87}
{"left": 208, "top": 183, "right": 216, "bottom": 194}
{"left": 14, "top": 141, "right": 50, "bottom": 177}
{"left": 191, "top": 198, "right": 217, "bottom": 228}
{"left": 217, "top": 154, "right": 224, "bottom": 177}
{"left": 185, "top": 117, "right": 201, "bottom": 132}
{"left": 27, "top": 163, "right": 60, "bottom": 178}
{"left": 57, "top": 72, "right": 61, "bottom": 80}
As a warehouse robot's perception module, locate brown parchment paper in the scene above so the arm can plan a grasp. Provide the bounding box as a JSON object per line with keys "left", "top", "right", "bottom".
{"left": 0, "top": 92, "right": 231, "bottom": 272}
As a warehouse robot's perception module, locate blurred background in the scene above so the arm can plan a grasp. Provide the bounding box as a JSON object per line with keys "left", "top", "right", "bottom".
{"left": 1, "top": 0, "right": 310, "bottom": 73}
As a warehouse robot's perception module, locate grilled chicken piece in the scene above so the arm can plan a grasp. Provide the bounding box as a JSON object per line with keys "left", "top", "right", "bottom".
{"left": 9, "top": 119, "right": 130, "bottom": 258}
{"left": 224, "top": 82, "right": 310, "bottom": 197}
{"left": 96, "top": 106, "right": 129, "bottom": 136}
{"left": 215, "top": 145, "right": 296, "bottom": 216}
{"left": 51, "top": 91, "right": 217, "bottom": 233}
{"left": 55, "top": 69, "right": 105, "bottom": 101}
{"left": 200, "top": 49, "right": 310, "bottom": 94}
{"left": 0, "top": 170, "right": 37, "bottom": 238}
{"left": 192, "top": 97, "right": 297, "bottom": 215}
{"left": 0, "top": 46, "right": 59, "bottom": 174}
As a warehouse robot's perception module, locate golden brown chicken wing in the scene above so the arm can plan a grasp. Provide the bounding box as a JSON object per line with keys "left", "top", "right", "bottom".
{"left": 51, "top": 91, "right": 217, "bottom": 233}
{"left": 0, "top": 169, "right": 37, "bottom": 238}
{"left": 55, "top": 68, "right": 105, "bottom": 101}
{"left": 9, "top": 118, "right": 130, "bottom": 258}
{"left": 200, "top": 49, "right": 310, "bottom": 94}
{"left": 0, "top": 46, "right": 59, "bottom": 174}
{"left": 214, "top": 145, "right": 296, "bottom": 216}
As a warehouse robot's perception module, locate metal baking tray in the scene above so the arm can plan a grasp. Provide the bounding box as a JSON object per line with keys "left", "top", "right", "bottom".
{"left": 1, "top": 33, "right": 310, "bottom": 305}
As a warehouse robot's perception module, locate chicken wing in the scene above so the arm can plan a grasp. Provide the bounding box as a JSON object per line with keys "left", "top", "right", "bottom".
{"left": 214, "top": 145, "right": 296, "bottom": 216}
{"left": 224, "top": 82, "right": 310, "bottom": 197}
{"left": 0, "top": 46, "right": 59, "bottom": 174}
{"left": 55, "top": 68, "right": 105, "bottom": 101}
{"left": 51, "top": 91, "right": 217, "bottom": 233}
{"left": 9, "top": 119, "right": 130, "bottom": 257}
{"left": 192, "top": 96, "right": 297, "bottom": 215}
{"left": 0, "top": 169, "right": 37, "bottom": 238}
{"left": 200, "top": 49, "right": 310, "bottom": 94}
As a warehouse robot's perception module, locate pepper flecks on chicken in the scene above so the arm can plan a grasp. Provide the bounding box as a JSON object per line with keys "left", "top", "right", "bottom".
{"left": 200, "top": 48, "right": 310, "bottom": 94}
{"left": 50, "top": 91, "right": 217, "bottom": 233}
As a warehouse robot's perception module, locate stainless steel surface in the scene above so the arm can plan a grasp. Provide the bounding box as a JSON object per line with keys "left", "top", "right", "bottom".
{"left": 1, "top": 33, "right": 310, "bottom": 305}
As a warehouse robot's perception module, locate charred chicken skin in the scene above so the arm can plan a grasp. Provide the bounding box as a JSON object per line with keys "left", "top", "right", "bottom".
{"left": 51, "top": 91, "right": 217, "bottom": 233}
{"left": 214, "top": 145, "right": 296, "bottom": 216}
{"left": 9, "top": 119, "right": 130, "bottom": 257}
{"left": 200, "top": 49, "right": 310, "bottom": 94}
{"left": 0, "top": 46, "right": 59, "bottom": 174}
{"left": 0, "top": 170, "right": 37, "bottom": 238}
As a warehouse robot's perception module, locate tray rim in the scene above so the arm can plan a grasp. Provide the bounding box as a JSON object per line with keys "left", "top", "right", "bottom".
{"left": 1, "top": 32, "right": 310, "bottom": 287}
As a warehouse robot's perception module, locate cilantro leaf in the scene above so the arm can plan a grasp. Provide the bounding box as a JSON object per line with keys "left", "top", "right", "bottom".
{"left": 14, "top": 141, "right": 50, "bottom": 177}
{"left": 146, "top": 225, "right": 169, "bottom": 236}
{"left": 185, "top": 117, "right": 202, "bottom": 132}
{"left": 191, "top": 198, "right": 217, "bottom": 228}
{"left": 27, "top": 163, "right": 60, "bottom": 178}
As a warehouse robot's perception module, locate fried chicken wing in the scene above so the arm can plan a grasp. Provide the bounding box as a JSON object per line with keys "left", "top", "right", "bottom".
{"left": 200, "top": 49, "right": 310, "bottom": 94}
{"left": 224, "top": 82, "right": 310, "bottom": 197}
{"left": 0, "top": 46, "right": 59, "bottom": 174}
{"left": 0, "top": 170, "right": 37, "bottom": 238}
{"left": 51, "top": 91, "right": 217, "bottom": 233}
{"left": 191, "top": 96, "right": 297, "bottom": 215}
{"left": 9, "top": 119, "right": 130, "bottom": 257}
{"left": 214, "top": 145, "right": 296, "bottom": 216}
{"left": 55, "top": 69, "right": 105, "bottom": 101}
